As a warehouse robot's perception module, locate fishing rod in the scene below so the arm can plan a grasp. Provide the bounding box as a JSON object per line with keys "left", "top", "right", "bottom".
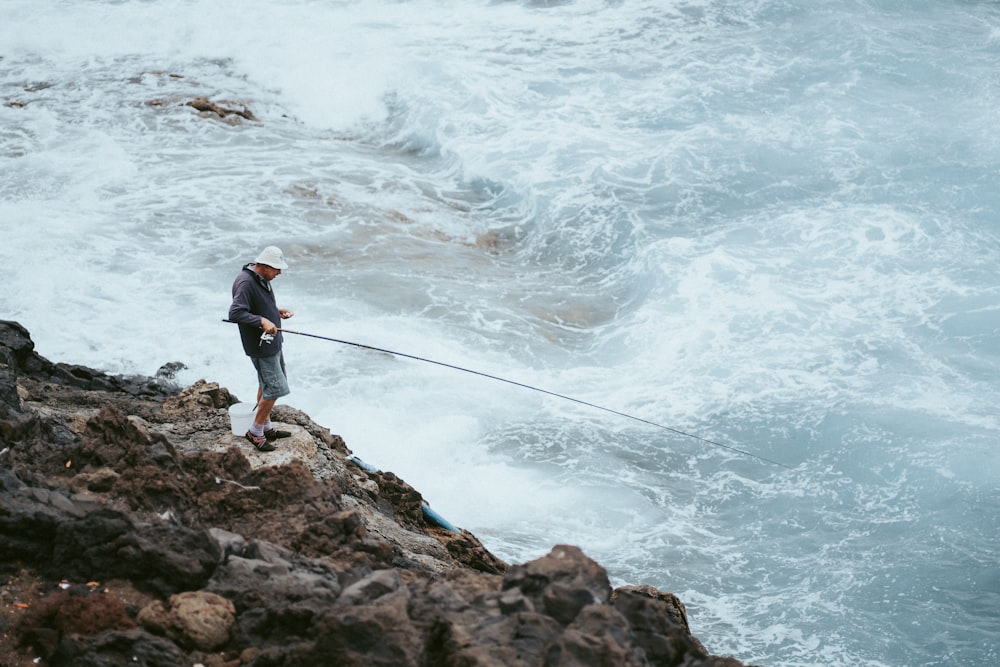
{"left": 223, "top": 319, "right": 792, "bottom": 469}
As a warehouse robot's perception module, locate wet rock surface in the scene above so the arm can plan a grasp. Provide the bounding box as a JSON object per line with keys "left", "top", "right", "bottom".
{"left": 0, "top": 320, "right": 758, "bottom": 666}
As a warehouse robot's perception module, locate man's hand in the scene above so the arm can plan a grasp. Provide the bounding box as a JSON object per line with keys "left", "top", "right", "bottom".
{"left": 260, "top": 317, "right": 278, "bottom": 334}
{"left": 279, "top": 309, "right": 294, "bottom": 320}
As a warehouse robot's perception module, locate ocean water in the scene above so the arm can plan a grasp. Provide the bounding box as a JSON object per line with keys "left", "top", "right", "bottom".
{"left": 2, "top": 0, "right": 998, "bottom": 665}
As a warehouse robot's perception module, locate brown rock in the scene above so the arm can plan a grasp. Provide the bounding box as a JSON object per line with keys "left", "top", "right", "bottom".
{"left": 17, "top": 587, "right": 135, "bottom": 659}
{"left": 138, "top": 591, "right": 235, "bottom": 651}
{"left": 0, "top": 321, "right": 759, "bottom": 667}
{"left": 503, "top": 544, "right": 611, "bottom": 625}
{"left": 186, "top": 97, "right": 258, "bottom": 122}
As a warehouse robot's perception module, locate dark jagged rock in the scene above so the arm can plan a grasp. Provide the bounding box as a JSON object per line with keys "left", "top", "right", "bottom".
{"left": 0, "top": 321, "right": 760, "bottom": 667}
{"left": 48, "top": 628, "right": 190, "bottom": 667}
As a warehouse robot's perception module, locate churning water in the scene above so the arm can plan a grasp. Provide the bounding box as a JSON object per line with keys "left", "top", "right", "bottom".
{"left": 2, "top": 1, "right": 998, "bottom": 665}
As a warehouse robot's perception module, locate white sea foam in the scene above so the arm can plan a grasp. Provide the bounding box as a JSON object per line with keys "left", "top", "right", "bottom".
{"left": 3, "top": 1, "right": 1000, "bottom": 665}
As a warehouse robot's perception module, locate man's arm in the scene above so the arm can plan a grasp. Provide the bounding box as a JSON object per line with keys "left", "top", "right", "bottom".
{"left": 228, "top": 277, "right": 263, "bottom": 328}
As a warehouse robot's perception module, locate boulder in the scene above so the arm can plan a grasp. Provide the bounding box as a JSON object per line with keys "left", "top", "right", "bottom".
{"left": 137, "top": 591, "right": 235, "bottom": 651}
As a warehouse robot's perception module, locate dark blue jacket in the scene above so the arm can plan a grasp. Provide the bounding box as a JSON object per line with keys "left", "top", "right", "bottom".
{"left": 229, "top": 264, "right": 283, "bottom": 357}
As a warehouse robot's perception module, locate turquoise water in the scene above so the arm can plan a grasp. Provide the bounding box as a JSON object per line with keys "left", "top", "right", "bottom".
{"left": 2, "top": 1, "right": 998, "bottom": 664}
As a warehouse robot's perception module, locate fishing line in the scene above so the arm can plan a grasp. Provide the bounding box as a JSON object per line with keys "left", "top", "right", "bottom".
{"left": 223, "top": 320, "right": 791, "bottom": 469}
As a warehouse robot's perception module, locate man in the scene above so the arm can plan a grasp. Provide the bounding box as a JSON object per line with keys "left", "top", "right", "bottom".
{"left": 228, "top": 246, "right": 295, "bottom": 451}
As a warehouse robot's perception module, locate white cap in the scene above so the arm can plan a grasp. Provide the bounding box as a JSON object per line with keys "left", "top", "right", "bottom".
{"left": 254, "top": 246, "right": 288, "bottom": 270}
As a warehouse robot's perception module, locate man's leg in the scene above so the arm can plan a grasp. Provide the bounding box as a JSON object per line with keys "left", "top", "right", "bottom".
{"left": 250, "top": 353, "right": 290, "bottom": 439}
{"left": 254, "top": 398, "right": 276, "bottom": 426}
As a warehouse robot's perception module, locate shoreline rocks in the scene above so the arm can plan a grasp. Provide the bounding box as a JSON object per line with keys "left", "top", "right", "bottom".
{"left": 0, "top": 320, "right": 758, "bottom": 666}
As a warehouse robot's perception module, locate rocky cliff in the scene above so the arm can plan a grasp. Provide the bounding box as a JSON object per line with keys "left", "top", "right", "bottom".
{"left": 0, "top": 320, "right": 756, "bottom": 667}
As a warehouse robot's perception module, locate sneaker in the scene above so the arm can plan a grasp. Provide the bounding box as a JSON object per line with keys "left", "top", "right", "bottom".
{"left": 245, "top": 430, "right": 276, "bottom": 452}
{"left": 263, "top": 428, "right": 292, "bottom": 442}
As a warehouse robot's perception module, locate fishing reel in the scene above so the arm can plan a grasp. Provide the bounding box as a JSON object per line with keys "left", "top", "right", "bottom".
{"left": 259, "top": 331, "right": 275, "bottom": 346}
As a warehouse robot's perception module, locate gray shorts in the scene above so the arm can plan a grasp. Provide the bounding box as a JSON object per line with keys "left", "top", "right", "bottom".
{"left": 251, "top": 352, "right": 290, "bottom": 401}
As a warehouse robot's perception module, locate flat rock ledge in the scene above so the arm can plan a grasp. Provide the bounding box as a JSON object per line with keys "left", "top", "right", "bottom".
{"left": 0, "top": 320, "right": 759, "bottom": 667}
